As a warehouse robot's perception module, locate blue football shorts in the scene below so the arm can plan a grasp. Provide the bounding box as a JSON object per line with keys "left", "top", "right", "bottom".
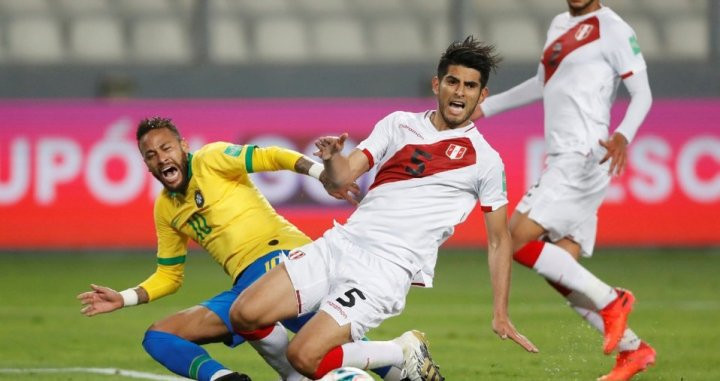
{"left": 200, "top": 249, "right": 313, "bottom": 347}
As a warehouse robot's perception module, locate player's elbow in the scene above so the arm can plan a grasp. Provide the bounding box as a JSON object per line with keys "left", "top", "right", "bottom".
{"left": 161, "top": 279, "right": 183, "bottom": 298}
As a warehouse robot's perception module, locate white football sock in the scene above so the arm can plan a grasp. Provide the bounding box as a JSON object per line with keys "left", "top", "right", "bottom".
{"left": 533, "top": 242, "right": 617, "bottom": 309}
{"left": 341, "top": 341, "right": 404, "bottom": 370}
{"left": 245, "top": 322, "right": 301, "bottom": 380}
{"left": 571, "top": 304, "right": 641, "bottom": 352}
{"left": 381, "top": 366, "right": 406, "bottom": 381}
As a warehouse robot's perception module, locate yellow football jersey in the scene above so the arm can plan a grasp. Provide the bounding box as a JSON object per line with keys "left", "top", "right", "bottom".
{"left": 139, "top": 142, "right": 312, "bottom": 301}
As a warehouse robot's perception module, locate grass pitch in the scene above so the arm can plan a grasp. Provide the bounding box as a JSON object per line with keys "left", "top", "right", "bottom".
{"left": 0, "top": 248, "right": 718, "bottom": 380}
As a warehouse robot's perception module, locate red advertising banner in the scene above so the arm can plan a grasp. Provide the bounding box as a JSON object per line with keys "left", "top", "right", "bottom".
{"left": 0, "top": 99, "right": 718, "bottom": 248}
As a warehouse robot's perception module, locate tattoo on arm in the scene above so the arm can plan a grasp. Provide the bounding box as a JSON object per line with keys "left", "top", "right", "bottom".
{"left": 136, "top": 287, "right": 150, "bottom": 305}
{"left": 294, "top": 156, "right": 313, "bottom": 175}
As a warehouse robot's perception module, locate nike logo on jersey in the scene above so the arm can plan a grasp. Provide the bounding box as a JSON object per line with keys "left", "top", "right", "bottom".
{"left": 542, "top": 16, "right": 600, "bottom": 83}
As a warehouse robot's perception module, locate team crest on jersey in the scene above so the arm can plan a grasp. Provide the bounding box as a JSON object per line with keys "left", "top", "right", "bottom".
{"left": 194, "top": 190, "right": 204, "bottom": 208}
{"left": 575, "top": 24, "right": 594, "bottom": 41}
{"left": 287, "top": 250, "right": 306, "bottom": 260}
{"left": 445, "top": 144, "right": 467, "bottom": 160}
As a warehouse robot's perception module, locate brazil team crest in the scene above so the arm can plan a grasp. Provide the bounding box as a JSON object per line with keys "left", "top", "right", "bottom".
{"left": 194, "top": 190, "right": 204, "bottom": 208}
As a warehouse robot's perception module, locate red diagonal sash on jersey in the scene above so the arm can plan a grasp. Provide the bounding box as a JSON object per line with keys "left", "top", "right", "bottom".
{"left": 369, "top": 137, "right": 476, "bottom": 190}
{"left": 542, "top": 16, "right": 600, "bottom": 83}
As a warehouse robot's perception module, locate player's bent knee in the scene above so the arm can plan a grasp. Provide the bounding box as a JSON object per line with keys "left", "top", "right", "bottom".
{"left": 286, "top": 339, "right": 320, "bottom": 376}
{"left": 228, "top": 303, "right": 262, "bottom": 332}
{"left": 142, "top": 330, "right": 175, "bottom": 360}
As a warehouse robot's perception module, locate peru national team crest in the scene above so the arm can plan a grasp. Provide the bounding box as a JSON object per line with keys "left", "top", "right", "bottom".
{"left": 575, "top": 23, "right": 594, "bottom": 41}
{"left": 445, "top": 144, "right": 467, "bottom": 160}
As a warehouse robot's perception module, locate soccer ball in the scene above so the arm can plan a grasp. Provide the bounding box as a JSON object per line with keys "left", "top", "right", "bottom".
{"left": 320, "top": 367, "right": 374, "bottom": 381}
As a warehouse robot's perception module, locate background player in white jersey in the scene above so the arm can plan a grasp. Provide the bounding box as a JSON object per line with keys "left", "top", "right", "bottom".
{"left": 472, "top": 1, "right": 654, "bottom": 380}
{"left": 226, "top": 36, "right": 538, "bottom": 381}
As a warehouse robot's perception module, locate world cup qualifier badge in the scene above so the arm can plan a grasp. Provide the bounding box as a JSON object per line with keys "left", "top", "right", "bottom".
{"left": 194, "top": 190, "right": 204, "bottom": 208}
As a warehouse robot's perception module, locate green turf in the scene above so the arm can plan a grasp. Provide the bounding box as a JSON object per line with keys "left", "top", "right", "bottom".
{"left": 0, "top": 248, "right": 718, "bottom": 380}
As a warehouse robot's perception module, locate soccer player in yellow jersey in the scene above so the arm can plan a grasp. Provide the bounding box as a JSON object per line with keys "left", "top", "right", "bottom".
{"left": 77, "top": 117, "right": 379, "bottom": 381}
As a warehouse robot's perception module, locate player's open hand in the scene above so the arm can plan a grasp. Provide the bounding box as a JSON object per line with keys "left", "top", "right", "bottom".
{"left": 599, "top": 133, "right": 629, "bottom": 176}
{"left": 77, "top": 284, "right": 123, "bottom": 317}
{"left": 320, "top": 170, "right": 360, "bottom": 206}
{"left": 314, "top": 133, "right": 348, "bottom": 161}
{"left": 492, "top": 317, "right": 539, "bottom": 353}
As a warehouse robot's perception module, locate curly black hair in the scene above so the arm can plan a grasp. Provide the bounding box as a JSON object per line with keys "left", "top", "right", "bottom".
{"left": 136, "top": 117, "right": 181, "bottom": 142}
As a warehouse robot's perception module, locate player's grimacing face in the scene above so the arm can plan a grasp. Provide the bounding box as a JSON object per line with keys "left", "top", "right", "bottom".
{"left": 433, "top": 65, "right": 483, "bottom": 128}
{"left": 139, "top": 128, "right": 190, "bottom": 193}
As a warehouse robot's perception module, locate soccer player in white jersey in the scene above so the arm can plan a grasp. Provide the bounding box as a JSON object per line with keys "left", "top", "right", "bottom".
{"left": 472, "top": 1, "right": 655, "bottom": 380}
{"left": 228, "top": 36, "right": 538, "bottom": 381}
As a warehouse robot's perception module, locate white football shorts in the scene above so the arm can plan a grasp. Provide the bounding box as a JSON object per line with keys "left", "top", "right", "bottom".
{"left": 282, "top": 228, "right": 412, "bottom": 340}
{"left": 517, "top": 150, "right": 610, "bottom": 257}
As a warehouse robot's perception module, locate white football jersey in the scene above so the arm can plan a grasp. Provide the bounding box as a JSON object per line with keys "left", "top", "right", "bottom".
{"left": 334, "top": 110, "right": 507, "bottom": 287}
{"left": 538, "top": 7, "right": 647, "bottom": 154}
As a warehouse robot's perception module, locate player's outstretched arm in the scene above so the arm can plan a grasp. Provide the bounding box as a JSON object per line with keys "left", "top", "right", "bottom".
{"left": 473, "top": 76, "right": 543, "bottom": 121}
{"left": 296, "top": 155, "right": 360, "bottom": 205}
{"left": 313, "top": 133, "right": 369, "bottom": 190}
{"left": 484, "top": 206, "right": 539, "bottom": 353}
{"left": 77, "top": 284, "right": 148, "bottom": 317}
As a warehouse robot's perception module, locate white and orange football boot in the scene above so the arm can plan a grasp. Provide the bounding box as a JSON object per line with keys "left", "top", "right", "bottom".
{"left": 600, "top": 288, "right": 635, "bottom": 354}
{"left": 597, "top": 341, "right": 656, "bottom": 381}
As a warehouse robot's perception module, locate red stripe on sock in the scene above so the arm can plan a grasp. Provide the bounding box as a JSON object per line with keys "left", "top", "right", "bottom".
{"left": 513, "top": 241, "right": 545, "bottom": 268}
{"left": 237, "top": 325, "right": 274, "bottom": 341}
{"left": 546, "top": 279, "right": 572, "bottom": 296}
{"left": 313, "top": 346, "right": 344, "bottom": 379}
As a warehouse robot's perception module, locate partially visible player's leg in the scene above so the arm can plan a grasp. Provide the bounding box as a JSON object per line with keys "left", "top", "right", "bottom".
{"left": 143, "top": 305, "right": 249, "bottom": 381}
{"left": 510, "top": 210, "right": 638, "bottom": 353}
{"left": 298, "top": 255, "right": 442, "bottom": 381}
{"left": 231, "top": 240, "right": 335, "bottom": 380}
{"left": 287, "top": 311, "right": 416, "bottom": 380}
{"left": 564, "top": 287, "right": 655, "bottom": 380}
{"left": 511, "top": 212, "right": 618, "bottom": 310}
{"left": 598, "top": 341, "right": 656, "bottom": 381}
{"left": 226, "top": 251, "right": 308, "bottom": 380}
{"left": 291, "top": 241, "right": 441, "bottom": 381}
{"left": 230, "top": 262, "right": 300, "bottom": 332}
{"left": 282, "top": 313, "right": 399, "bottom": 380}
